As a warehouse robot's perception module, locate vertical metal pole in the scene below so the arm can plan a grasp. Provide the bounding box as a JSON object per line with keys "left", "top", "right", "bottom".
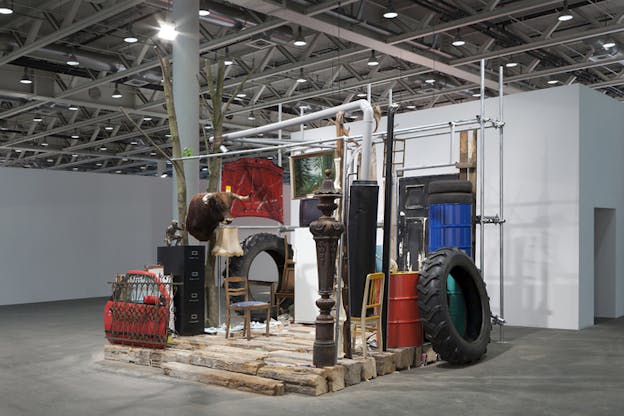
{"left": 381, "top": 108, "right": 396, "bottom": 352}
{"left": 389, "top": 88, "right": 393, "bottom": 109}
{"left": 498, "top": 65, "right": 505, "bottom": 342}
{"left": 449, "top": 122, "right": 455, "bottom": 164}
{"left": 278, "top": 103, "right": 283, "bottom": 167}
{"left": 335, "top": 136, "right": 349, "bottom": 361}
{"left": 300, "top": 106, "right": 304, "bottom": 138}
{"left": 479, "top": 59, "right": 485, "bottom": 280}
{"left": 367, "top": 83, "right": 372, "bottom": 102}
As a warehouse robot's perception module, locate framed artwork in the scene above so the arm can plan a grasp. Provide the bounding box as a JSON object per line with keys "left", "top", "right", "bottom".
{"left": 289, "top": 150, "right": 335, "bottom": 199}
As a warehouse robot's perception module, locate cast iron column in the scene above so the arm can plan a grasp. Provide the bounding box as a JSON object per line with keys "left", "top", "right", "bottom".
{"left": 310, "top": 170, "right": 344, "bottom": 367}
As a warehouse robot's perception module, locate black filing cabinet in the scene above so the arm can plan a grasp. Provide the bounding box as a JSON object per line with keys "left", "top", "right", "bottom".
{"left": 157, "top": 246, "right": 205, "bottom": 336}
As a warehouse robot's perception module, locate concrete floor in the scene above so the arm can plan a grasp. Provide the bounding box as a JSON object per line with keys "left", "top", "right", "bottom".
{"left": 1, "top": 298, "right": 623, "bottom": 416}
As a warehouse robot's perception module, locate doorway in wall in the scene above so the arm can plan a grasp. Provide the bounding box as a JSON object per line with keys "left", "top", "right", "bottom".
{"left": 594, "top": 208, "right": 616, "bottom": 322}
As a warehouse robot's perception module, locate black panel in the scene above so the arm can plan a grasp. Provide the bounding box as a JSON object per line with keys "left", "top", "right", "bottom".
{"left": 347, "top": 180, "right": 379, "bottom": 317}
{"left": 157, "top": 245, "right": 206, "bottom": 336}
{"left": 299, "top": 197, "right": 321, "bottom": 227}
{"left": 397, "top": 174, "right": 458, "bottom": 271}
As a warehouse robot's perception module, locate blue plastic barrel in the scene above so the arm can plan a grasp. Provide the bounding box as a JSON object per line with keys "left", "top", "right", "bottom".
{"left": 428, "top": 203, "right": 473, "bottom": 257}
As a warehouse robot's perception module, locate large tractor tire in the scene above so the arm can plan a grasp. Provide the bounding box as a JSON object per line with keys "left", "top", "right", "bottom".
{"left": 428, "top": 180, "right": 473, "bottom": 194}
{"left": 227, "top": 233, "right": 293, "bottom": 320}
{"left": 418, "top": 247, "right": 492, "bottom": 364}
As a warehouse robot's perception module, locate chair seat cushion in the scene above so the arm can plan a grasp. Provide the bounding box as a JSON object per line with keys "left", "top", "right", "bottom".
{"left": 231, "top": 301, "right": 269, "bottom": 308}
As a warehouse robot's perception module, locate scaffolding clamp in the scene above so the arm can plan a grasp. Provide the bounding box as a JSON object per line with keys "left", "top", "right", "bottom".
{"left": 476, "top": 214, "right": 506, "bottom": 224}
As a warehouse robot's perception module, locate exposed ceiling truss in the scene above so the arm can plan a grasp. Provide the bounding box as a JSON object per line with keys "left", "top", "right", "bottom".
{"left": 1, "top": 0, "right": 624, "bottom": 176}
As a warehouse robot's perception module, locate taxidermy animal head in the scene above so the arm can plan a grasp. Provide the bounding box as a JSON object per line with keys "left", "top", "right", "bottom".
{"left": 185, "top": 191, "right": 249, "bottom": 241}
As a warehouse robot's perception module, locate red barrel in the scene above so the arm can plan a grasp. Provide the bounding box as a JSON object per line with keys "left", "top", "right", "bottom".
{"left": 387, "top": 271, "right": 423, "bottom": 348}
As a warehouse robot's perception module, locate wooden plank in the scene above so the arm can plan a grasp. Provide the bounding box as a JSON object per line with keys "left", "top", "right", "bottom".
{"left": 257, "top": 365, "right": 328, "bottom": 396}
{"left": 459, "top": 130, "right": 468, "bottom": 181}
{"left": 162, "top": 362, "right": 284, "bottom": 396}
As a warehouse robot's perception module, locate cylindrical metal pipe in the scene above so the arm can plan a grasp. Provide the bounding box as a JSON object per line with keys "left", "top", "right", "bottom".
{"left": 449, "top": 122, "right": 455, "bottom": 164}
{"left": 479, "top": 59, "right": 486, "bottom": 279}
{"left": 498, "top": 65, "right": 505, "bottom": 342}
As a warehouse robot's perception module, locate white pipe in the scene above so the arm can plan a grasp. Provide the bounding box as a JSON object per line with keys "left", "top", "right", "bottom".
{"left": 479, "top": 59, "right": 486, "bottom": 278}
{"left": 221, "top": 99, "right": 375, "bottom": 180}
{"left": 498, "top": 65, "right": 505, "bottom": 341}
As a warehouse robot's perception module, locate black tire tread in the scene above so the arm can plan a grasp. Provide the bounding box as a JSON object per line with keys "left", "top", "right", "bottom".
{"left": 428, "top": 180, "right": 473, "bottom": 195}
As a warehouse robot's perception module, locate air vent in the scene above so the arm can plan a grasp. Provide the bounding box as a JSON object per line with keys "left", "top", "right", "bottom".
{"left": 246, "top": 38, "right": 276, "bottom": 50}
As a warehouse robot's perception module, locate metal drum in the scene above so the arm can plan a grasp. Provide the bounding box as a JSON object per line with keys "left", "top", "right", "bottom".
{"left": 387, "top": 271, "right": 423, "bottom": 348}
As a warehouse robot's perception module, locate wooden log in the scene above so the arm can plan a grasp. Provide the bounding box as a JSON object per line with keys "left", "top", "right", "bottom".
{"left": 338, "top": 358, "right": 363, "bottom": 386}
{"left": 388, "top": 347, "right": 415, "bottom": 370}
{"left": 188, "top": 350, "right": 264, "bottom": 375}
{"left": 257, "top": 365, "right": 328, "bottom": 396}
{"left": 371, "top": 351, "right": 396, "bottom": 376}
{"left": 162, "top": 362, "right": 284, "bottom": 396}
{"left": 361, "top": 356, "right": 377, "bottom": 380}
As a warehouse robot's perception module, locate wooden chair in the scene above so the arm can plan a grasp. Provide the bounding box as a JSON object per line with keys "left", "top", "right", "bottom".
{"left": 275, "top": 236, "right": 295, "bottom": 318}
{"left": 224, "top": 276, "right": 274, "bottom": 340}
{"left": 351, "top": 272, "right": 385, "bottom": 357}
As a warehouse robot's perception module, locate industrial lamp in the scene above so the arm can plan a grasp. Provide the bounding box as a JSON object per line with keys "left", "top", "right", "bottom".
{"left": 383, "top": 0, "right": 398, "bottom": 19}
{"left": 111, "top": 84, "right": 123, "bottom": 99}
{"left": 293, "top": 26, "right": 306, "bottom": 47}
{"left": 367, "top": 50, "right": 379, "bottom": 66}
{"left": 296, "top": 69, "right": 307, "bottom": 83}
{"left": 19, "top": 68, "right": 32, "bottom": 84}
{"left": 0, "top": 0, "right": 13, "bottom": 14}
{"left": 558, "top": 0, "right": 573, "bottom": 21}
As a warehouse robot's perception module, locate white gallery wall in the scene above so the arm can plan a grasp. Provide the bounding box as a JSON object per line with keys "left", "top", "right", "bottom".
{"left": 0, "top": 167, "right": 172, "bottom": 305}
{"left": 292, "top": 84, "right": 623, "bottom": 330}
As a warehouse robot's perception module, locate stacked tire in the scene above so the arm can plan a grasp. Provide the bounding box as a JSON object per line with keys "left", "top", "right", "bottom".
{"left": 427, "top": 180, "right": 473, "bottom": 257}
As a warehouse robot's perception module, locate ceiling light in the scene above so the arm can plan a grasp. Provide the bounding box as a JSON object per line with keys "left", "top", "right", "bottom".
{"left": 219, "top": 145, "right": 228, "bottom": 153}
{"left": 71, "top": 134, "right": 79, "bottom": 139}
{"left": 46, "top": 159, "right": 54, "bottom": 163}
{"left": 165, "top": 134, "right": 171, "bottom": 138}
{"left": 558, "top": 1, "right": 573, "bottom": 21}
{"left": 72, "top": 154, "right": 78, "bottom": 157}
{"left": 150, "top": 152, "right": 157, "bottom": 156}
{"left": 100, "top": 146, "right": 108, "bottom": 151}
{"left": 111, "top": 84, "right": 122, "bottom": 99}
{"left": 123, "top": 35, "right": 138, "bottom": 43}
{"left": 19, "top": 69, "right": 32, "bottom": 84}
{"left": 425, "top": 79, "right": 435, "bottom": 84}
{"left": 223, "top": 47, "right": 233, "bottom": 66}
{"left": 236, "top": 92, "right": 247, "bottom": 98}
{"left": 472, "top": 92, "right": 481, "bottom": 97}
{"left": 247, "top": 112, "right": 256, "bottom": 120}
{"left": 122, "top": 158, "right": 128, "bottom": 162}
{"left": 40, "top": 140, "right": 48, "bottom": 146}
{"left": 383, "top": 0, "right": 398, "bottom": 19}
{"left": 15, "top": 149, "right": 22, "bottom": 153}
{"left": 293, "top": 26, "right": 306, "bottom": 47}
{"left": 406, "top": 104, "right": 416, "bottom": 109}
{"left": 452, "top": 39, "right": 466, "bottom": 47}
{"left": 115, "top": 170, "right": 122, "bottom": 174}
{"left": 296, "top": 68, "right": 307, "bottom": 83}
{"left": 547, "top": 80, "right": 559, "bottom": 85}
{"left": 357, "top": 92, "right": 368, "bottom": 98}
{"left": 160, "top": 173, "right": 168, "bottom": 178}
{"left": 66, "top": 53, "right": 79, "bottom": 66}
{"left": 199, "top": 9, "right": 210, "bottom": 17}
{"left": 72, "top": 167, "right": 78, "bottom": 171}
{"left": 68, "top": 104, "right": 79, "bottom": 111}
{"left": 140, "top": 166, "right": 147, "bottom": 170}
{"left": 96, "top": 162, "right": 103, "bottom": 167}
{"left": 0, "top": 1, "right": 13, "bottom": 14}
{"left": 104, "top": 125, "right": 114, "bottom": 131}
{"left": 391, "top": 102, "right": 399, "bottom": 108}
{"left": 143, "top": 116, "right": 152, "bottom": 121}
{"left": 158, "top": 22, "right": 177, "bottom": 41}
{"left": 130, "top": 140, "right": 138, "bottom": 145}
{"left": 505, "top": 62, "right": 518, "bottom": 68}
{"left": 367, "top": 50, "right": 379, "bottom": 66}
{"left": 201, "top": 167, "right": 208, "bottom": 171}
{"left": 603, "top": 41, "right": 616, "bottom": 49}
{"left": 33, "top": 116, "right": 43, "bottom": 122}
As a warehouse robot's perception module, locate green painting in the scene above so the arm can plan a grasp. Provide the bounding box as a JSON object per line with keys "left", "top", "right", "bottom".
{"left": 289, "top": 150, "right": 335, "bottom": 199}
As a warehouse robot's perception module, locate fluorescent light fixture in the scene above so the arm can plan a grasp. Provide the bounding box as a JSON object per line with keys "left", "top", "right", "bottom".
{"left": 66, "top": 53, "right": 79, "bottom": 66}
{"left": 293, "top": 26, "right": 306, "bottom": 46}
{"left": 199, "top": 9, "right": 210, "bottom": 17}
{"left": 143, "top": 116, "right": 152, "bottom": 121}
{"left": 603, "top": 41, "right": 616, "bottom": 49}
{"left": 124, "top": 35, "right": 138, "bottom": 43}
{"left": 68, "top": 104, "right": 79, "bottom": 111}
{"left": 383, "top": 0, "right": 398, "bottom": 19}
{"left": 367, "top": 50, "right": 379, "bottom": 66}
{"left": 20, "top": 69, "right": 32, "bottom": 84}
{"left": 505, "top": 62, "right": 518, "bottom": 68}
{"left": 158, "top": 22, "right": 178, "bottom": 41}
{"left": 547, "top": 79, "right": 559, "bottom": 85}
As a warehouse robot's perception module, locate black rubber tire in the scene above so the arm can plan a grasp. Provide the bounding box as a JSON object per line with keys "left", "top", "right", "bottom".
{"left": 428, "top": 192, "right": 474, "bottom": 205}
{"left": 418, "top": 247, "right": 492, "bottom": 364}
{"left": 428, "top": 180, "right": 473, "bottom": 195}
{"left": 227, "top": 233, "right": 293, "bottom": 319}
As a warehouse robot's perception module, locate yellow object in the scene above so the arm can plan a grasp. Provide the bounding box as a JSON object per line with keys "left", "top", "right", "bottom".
{"left": 351, "top": 272, "right": 385, "bottom": 357}
{"left": 225, "top": 185, "right": 232, "bottom": 192}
